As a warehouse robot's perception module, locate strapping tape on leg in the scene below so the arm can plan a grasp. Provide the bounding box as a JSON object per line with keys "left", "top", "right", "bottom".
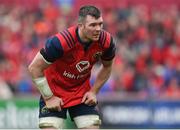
{"left": 39, "top": 117, "right": 64, "bottom": 129}
{"left": 74, "top": 115, "right": 101, "bottom": 128}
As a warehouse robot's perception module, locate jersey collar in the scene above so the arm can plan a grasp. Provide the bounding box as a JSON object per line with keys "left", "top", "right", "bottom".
{"left": 76, "top": 27, "right": 93, "bottom": 51}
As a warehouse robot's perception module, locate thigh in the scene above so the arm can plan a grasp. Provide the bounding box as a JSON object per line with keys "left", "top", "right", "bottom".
{"left": 68, "top": 103, "right": 99, "bottom": 118}
{"left": 68, "top": 103, "right": 101, "bottom": 128}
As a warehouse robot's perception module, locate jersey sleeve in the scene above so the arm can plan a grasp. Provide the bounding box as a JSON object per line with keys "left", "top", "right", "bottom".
{"left": 40, "top": 36, "right": 64, "bottom": 63}
{"left": 101, "top": 36, "right": 116, "bottom": 61}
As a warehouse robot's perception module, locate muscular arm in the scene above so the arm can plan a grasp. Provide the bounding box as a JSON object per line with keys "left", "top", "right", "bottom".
{"left": 82, "top": 35, "right": 116, "bottom": 105}
{"left": 90, "top": 59, "right": 113, "bottom": 94}
{"left": 28, "top": 52, "right": 54, "bottom": 99}
{"left": 29, "top": 35, "right": 63, "bottom": 78}
{"left": 91, "top": 35, "right": 115, "bottom": 94}
{"left": 28, "top": 52, "right": 64, "bottom": 111}
{"left": 28, "top": 36, "right": 64, "bottom": 111}
{"left": 28, "top": 36, "right": 63, "bottom": 99}
{"left": 28, "top": 52, "right": 50, "bottom": 78}
{"left": 81, "top": 59, "right": 114, "bottom": 105}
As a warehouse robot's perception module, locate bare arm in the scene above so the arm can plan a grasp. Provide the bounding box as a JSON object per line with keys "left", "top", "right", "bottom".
{"left": 81, "top": 35, "right": 116, "bottom": 105}
{"left": 28, "top": 35, "right": 63, "bottom": 79}
{"left": 91, "top": 59, "right": 113, "bottom": 94}
{"left": 28, "top": 52, "right": 63, "bottom": 111}
{"left": 28, "top": 52, "right": 50, "bottom": 78}
{"left": 81, "top": 59, "right": 113, "bottom": 105}
{"left": 28, "top": 52, "right": 54, "bottom": 99}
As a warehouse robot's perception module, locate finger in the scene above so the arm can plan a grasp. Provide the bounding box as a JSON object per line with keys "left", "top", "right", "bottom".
{"left": 88, "top": 102, "right": 94, "bottom": 106}
{"left": 87, "top": 101, "right": 94, "bottom": 106}
{"left": 48, "top": 107, "right": 58, "bottom": 111}
{"left": 92, "top": 99, "right": 97, "bottom": 105}
{"left": 96, "top": 101, "right": 98, "bottom": 104}
{"left": 46, "top": 105, "right": 53, "bottom": 110}
{"left": 88, "top": 99, "right": 97, "bottom": 106}
{"left": 57, "top": 106, "right": 61, "bottom": 111}
{"left": 84, "top": 98, "right": 92, "bottom": 105}
{"left": 91, "top": 101, "right": 97, "bottom": 106}
{"left": 60, "top": 99, "right": 64, "bottom": 106}
{"left": 81, "top": 93, "right": 88, "bottom": 103}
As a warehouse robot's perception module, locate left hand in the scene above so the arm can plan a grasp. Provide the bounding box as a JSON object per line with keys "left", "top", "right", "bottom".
{"left": 81, "top": 91, "right": 97, "bottom": 106}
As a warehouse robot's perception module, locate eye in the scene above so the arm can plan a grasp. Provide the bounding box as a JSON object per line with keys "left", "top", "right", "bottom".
{"left": 99, "top": 22, "right": 103, "bottom": 26}
{"left": 89, "top": 22, "right": 103, "bottom": 28}
{"left": 90, "top": 23, "right": 96, "bottom": 27}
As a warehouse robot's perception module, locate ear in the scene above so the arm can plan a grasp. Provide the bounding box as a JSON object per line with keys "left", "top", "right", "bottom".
{"left": 78, "top": 23, "right": 84, "bottom": 29}
{"left": 78, "top": 22, "right": 82, "bottom": 27}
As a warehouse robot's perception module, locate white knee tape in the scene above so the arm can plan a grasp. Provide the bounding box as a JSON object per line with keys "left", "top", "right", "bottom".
{"left": 74, "top": 115, "right": 101, "bottom": 128}
{"left": 39, "top": 117, "right": 64, "bottom": 129}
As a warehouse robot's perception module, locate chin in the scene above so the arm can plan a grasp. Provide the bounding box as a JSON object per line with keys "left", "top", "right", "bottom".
{"left": 92, "top": 37, "right": 99, "bottom": 41}
{"left": 93, "top": 39, "right": 98, "bottom": 42}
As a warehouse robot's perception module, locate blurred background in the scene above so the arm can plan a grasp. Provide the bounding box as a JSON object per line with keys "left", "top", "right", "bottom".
{"left": 0, "top": 0, "right": 180, "bottom": 129}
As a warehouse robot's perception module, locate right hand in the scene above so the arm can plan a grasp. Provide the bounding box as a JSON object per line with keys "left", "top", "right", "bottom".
{"left": 44, "top": 95, "right": 64, "bottom": 111}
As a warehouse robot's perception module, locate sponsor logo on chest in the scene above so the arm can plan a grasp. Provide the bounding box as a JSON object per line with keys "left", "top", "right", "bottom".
{"left": 63, "top": 60, "right": 90, "bottom": 79}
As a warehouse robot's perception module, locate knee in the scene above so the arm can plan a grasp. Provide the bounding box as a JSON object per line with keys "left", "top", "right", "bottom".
{"left": 74, "top": 115, "right": 101, "bottom": 129}
{"left": 39, "top": 117, "right": 64, "bottom": 129}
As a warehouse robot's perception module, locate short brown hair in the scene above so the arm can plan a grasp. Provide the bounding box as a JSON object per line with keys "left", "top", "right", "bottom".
{"left": 78, "top": 5, "right": 101, "bottom": 22}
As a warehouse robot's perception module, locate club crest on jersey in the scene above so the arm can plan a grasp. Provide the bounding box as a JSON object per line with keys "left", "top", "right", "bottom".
{"left": 93, "top": 51, "right": 102, "bottom": 60}
{"left": 41, "top": 106, "right": 49, "bottom": 114}
{"left": 76, "top": 61, "right": 90, "bottom": 73}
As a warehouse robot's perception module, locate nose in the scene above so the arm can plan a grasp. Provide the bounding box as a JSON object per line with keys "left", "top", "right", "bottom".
{"left": 96, "top": 25, "right": 101, "bottom": 31}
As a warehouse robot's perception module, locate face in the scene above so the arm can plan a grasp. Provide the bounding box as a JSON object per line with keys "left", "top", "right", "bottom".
{"left": 79, "top": 15, "right": 103, "bottom": 42}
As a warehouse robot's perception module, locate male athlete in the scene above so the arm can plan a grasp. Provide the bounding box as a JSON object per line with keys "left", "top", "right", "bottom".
{"left": 28, "top": 5, "right": 116, "bottom": 129}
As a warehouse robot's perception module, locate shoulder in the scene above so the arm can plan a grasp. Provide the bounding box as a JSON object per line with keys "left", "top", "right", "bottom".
{"left": 98, "top": 30, "right": 113, "bottom": 49}
{"left": 99, "top": 30, "right": 116, "bottom": 61}
{"left": 41, "top": 35, "right": 64, "bottom": 63}
{"left": 46, "top": 35, "right": 61, "bottom": 48}
{"left": 55, "top": 26, "right": 77, "bottom": 52}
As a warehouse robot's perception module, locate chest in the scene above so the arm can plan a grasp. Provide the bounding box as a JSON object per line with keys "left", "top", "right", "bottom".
{"left": 62, "top": 43, "right": 103, "bottom": 65}
{"left": 52, "top": 43, "right": 104, "bottom": 75}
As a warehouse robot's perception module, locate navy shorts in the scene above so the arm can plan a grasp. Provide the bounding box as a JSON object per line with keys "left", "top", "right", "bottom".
{"left": 39, "top": 97, "right": 99, "bottom": 120}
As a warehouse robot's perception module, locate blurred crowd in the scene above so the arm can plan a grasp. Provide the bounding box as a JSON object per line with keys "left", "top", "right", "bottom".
{"left": 0, "top": 0, "right": 179, "bottom": 99}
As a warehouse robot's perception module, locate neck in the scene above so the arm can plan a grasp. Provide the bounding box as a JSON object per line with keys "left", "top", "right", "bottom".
{"left": 78, "top": 28, "right": 91, "bottom": 43}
